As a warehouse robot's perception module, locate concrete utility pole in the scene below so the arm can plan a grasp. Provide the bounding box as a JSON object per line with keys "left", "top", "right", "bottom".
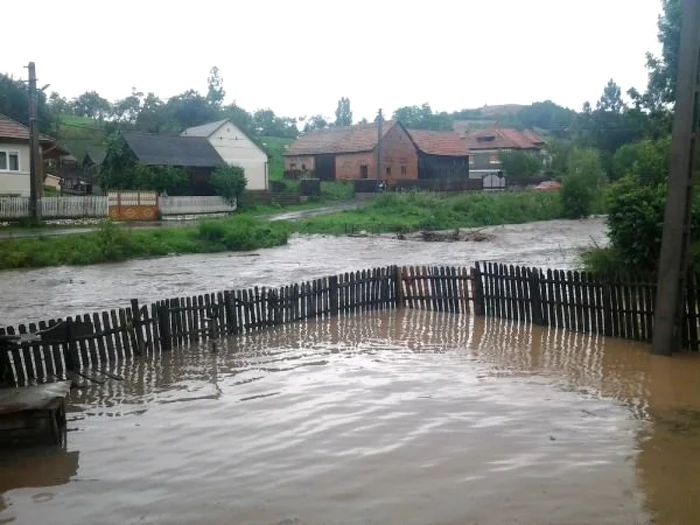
{"left": 376, "top": 109, "right": 384, "bottom": 180}
{"left": 26, "top": 62, "right": 42, "bottom": 223}
{"left": 652, "top": 0, "right": 700, "bottom": 356}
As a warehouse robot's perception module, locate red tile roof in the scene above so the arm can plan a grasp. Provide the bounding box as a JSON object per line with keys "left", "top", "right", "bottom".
{"left": 406, "top": 129, "right": 469, "bottom": 157}
{"left": 462, "top": 128, "right": 546, "bottom": 151}
{"left": 0, "top": 114, "right": 57, "bottom": 143}
{"left": 285, "top": 121, "right": 396, "bottom": 156}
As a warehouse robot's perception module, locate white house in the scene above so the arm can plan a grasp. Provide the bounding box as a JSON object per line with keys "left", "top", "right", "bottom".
{"left": 182, "top": 120, "right": 268, "bottom": 191}
{"left": 0, "top": 114, "right": 68, "bottom": 197}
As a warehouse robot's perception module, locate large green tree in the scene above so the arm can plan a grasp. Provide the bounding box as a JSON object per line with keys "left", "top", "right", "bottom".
{"left": 206, "top": 66, "right": 226, "bottom": 108}
{"left": 0, "top": 73, "right": 53, "bottom": 133}
{"left": 72, "top": 91, "right": 112, "bottom": 119}
{"left": 392, "top": 103, "right": 453, "bottom": 131}
{"left": 645, "top": 0, "right": 681, "bottom": 107}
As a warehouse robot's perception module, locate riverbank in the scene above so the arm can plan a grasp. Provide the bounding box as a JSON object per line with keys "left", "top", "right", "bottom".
{"left": 293, "top": 191, "right": 569, "bottom": 235}
{"left": 0, "top": 191, "right": 590, "bottom": 270}
{"left": 0, "top": 217, "right": 290, "bottom": 270}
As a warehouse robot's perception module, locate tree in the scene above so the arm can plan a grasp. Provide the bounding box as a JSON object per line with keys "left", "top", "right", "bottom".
{"left": 164, "top": 90, "right": 219, "bottom": 130}
{"left": 113, "top": 87, "right": 144, "bottom": 123}
{"left": 72, "top": 91, "right": 112, "bottom": 119}
{"left": 645, "top": 0, "right": 681, "bottom": 106}
{"left": 223, "top": 103, "right": 254, "bottom": 133}
{"left": 0, "top": 73, "right": 53, "bottom": 133}
{"left": 252, "top": 109, "right": 298, "bottom": 138}
{"left": 596, "top": 79, "right": 625, "bottom": 113}
{"left": 499, "top": 151, "right": 542, "bottom": 179}
{"left": 392, "top": 103, "right": 453, "bottom": 131}
{"left": 304, "top": 114, "right": 330, "bottom": 132}
{"left": 334, "top": 97, "right": 352, "bottom": 126}
{"left": 612, "top": 136, "right": 671, "bottom": 184}
{"left": 207, "top": 66, "right": 226, "bottom": 108}
{"left": 210, "top": 165, "right": 247, "bottom": 204}
{"left": 135, "top": 93, "right": 165, "bottom": 133}
{"left": 559, "top": 147, "right": 606, "bottom": 219}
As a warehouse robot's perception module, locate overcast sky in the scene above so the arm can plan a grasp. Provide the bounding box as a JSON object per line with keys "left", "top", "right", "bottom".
{"left": 2, "top": 0, "right": 662, "bottom": 122}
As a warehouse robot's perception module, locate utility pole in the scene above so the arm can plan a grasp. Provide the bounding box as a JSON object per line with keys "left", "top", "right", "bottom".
{"left": 376, "top": 109, "right": 384, "bottom": 180}
{"left": 26, "top": 62, "right": 42, "bottom": 223}
{"left": 652, "top": 0, "right": 700, "bottom": 356}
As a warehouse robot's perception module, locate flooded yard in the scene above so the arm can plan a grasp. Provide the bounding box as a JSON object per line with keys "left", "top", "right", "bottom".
{"left": 1, "top": 309, "right": 700, "bottom": 524}
{"left": 0, "top": 217, "right": 606, "bottom": 326}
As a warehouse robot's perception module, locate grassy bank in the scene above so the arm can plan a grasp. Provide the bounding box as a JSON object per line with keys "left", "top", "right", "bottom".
{"left": 293, "top": 191, "right": 569, "bottom": 235}
{"left": 0, "top": 217, "right": 289, "bottom": 270}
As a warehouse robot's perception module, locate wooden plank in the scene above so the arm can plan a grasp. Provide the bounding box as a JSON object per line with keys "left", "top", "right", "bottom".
{"left": 141, "top": 306, "right": 153, "bottom": 353}
{"left": 571, "top": 271, "right": 582, "bottom": 333}
{"left": 125, "top": 307, "right": 138, "bottom": 354}
{"left": 101, "top": 311, "right": 116, "bottom": 360}
{"left": 630, "top": 277, "right": 641, "bottom": 341}
{"left": 580, "top": 272, "right": 592, "bottom": 335}
{"left": 602, "top": 279, "right": 613, "bottom": 337}
{"left": 110, "top": 310, "right": 123, "bottom": 358}
{"left": 37, "top": 320, "right": 57, "bottom": 380}
{"left": 241, "top": 289, "right": 251, "bottom": 332}
{"left": 118, "top": 308, "right": 132, "bottom": 356}
{"left": 204, "top": 293, "right": 213, "bottom": 338}
{"left": 594, "top": 275, "right": 604, "bottom": 337}
{"left": 610, "top": 278, "right": 620, "bottom": 338}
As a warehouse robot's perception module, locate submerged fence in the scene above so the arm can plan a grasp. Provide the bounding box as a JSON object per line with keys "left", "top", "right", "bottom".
{"left": 474, "top": 263, "right": 700, "bottom": 350}
{"left": 0, "top": 265, "right": 472, "bottom": 387}
{"left": 3, "top": 262, "right": 699, "bottom": 388}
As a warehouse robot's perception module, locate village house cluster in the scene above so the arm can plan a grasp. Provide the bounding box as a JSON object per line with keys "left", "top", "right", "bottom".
{"left": 0, "top": 112, "right": 548, "bottom": 197}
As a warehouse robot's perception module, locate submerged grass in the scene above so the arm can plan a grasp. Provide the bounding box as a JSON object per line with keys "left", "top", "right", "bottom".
{"left": 293, "top": 191, "right": 568, "bottom": 235}
{"left": 0, "top": 217, "right": 290, "bottom": 270}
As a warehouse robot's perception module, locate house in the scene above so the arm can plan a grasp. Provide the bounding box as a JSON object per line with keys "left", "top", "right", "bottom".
{"left": 181, "top": 119, "right": 268, "bottom": 191}
{"left": 0, "top": 114, "right": 69, "bottom": 197}
{"left": 405, "top": 129, "right": 470, "bottom": 179}
{"left": 106, "top": 132, "right": 226, "bottom": 195}
{"left": 461, "top": 128, "right": 549, "bottom": 180}
{"left": 284, "top": 121, "right": 418, "bottom": 182}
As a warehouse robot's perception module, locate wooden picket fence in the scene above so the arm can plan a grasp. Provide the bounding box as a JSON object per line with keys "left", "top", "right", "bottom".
{"left": 472, "top": 262, "right": 700, "bottom": 350}
{"left": 0, "top": 265, "right": 473, "bottom": 388}
{"left": 5, "top": 261, "right": 699, "bottom": 389}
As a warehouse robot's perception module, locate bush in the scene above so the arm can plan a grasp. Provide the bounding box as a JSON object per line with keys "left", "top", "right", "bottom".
{"left": 560, "top": 173, "right": 595, "bottom": 219}
{"left": 211, "top": 165, "right": 247, "bottom": 205}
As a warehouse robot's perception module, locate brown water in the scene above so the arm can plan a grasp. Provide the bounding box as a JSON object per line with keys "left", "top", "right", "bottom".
{"left": 0, "top": 218, "right": 606, "bottom": 326}
{"left": 2, "top": 309, "right": 700, "bottom": 525}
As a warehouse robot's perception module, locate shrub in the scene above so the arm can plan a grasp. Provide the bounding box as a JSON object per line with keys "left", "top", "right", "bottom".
{"left": 211, "top": 165, "right": 247, "bottom": 205}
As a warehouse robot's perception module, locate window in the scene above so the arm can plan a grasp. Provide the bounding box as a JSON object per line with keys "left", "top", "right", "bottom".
{"left": 0, "top": 151, "right": 20, "bottom": 172}
{"left": 386, "top": 166, "right": 391, "bottom": 176}
{"left": 290, "top": 163, "right": 297, "bottom": 169}
{"left": 401, "top": 165, "right": 407, "bottom": 176}
{"left": 301, "top": 163, "right": 306, "bottom": 170}
{"left": 360, "top": 165, "right": 369, "bottom": 179}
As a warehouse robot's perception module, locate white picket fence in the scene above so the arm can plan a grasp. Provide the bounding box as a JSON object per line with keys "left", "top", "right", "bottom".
{"left": 0, "top": 196, "right": 109, "bottom": 219}
{"left": 0, "top": 195, "right": 237, "bottom": 219}
{"left": 159, "top": 196, "right": 237, "bottom": 215}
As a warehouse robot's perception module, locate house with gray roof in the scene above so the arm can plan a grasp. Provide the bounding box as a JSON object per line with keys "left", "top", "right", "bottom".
{"left": 104, "top": 132, "right": 226, "bottom": 196}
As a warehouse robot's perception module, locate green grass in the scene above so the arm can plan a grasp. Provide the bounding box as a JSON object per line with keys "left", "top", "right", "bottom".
{"left": 293, "top": 191, "right": 566, "bottom": 235}
{"left": 0, "top": 217, "right": 289, "bottom": 270}
{"left": 259, "top": 136, "right": 294, "bottom": 181}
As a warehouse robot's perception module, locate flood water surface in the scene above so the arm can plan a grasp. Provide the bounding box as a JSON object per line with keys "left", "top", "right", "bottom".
{"left": 2, "top": 309, "right": 700, "bottom": 524}
{"left": 0, "top": 218, "right": 606, "bottom": 326}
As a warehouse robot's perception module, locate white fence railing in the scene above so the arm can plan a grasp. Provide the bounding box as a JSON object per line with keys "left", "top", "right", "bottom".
{"left": 0, "top": 195, "right": 237, "bottom": 219}
{"left": 0, "top": 196, "right": 109, "bottom": 219}
{"left": 159, "top": 196, "right": 237, "bottom": 216}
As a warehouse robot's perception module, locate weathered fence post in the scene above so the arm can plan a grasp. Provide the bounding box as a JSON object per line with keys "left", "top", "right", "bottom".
{"left": 329, "top": 275, "right": 339, "bottom": 317}
{"left": 529, "top": 268, "right": 544, "bottom": 325}
{"left": 472, "top": 264, "right": 485, "bottom": 316}
{"left": 158, "top": 301, "right": 172, "bottom": 351}
{"left": 602, "top": 279, "right": 613, "bottom": 338}
{"left": 64, "top": 318, "right": 79, "bottom": 373}
{"left": 130, "top": 299, "right": 144, "bottom": 355}
{"left": 224, "top": 291, "right": 236, "bottom": 335}
{"left": 394, "top": 265, "right": 405, "bottom": 309}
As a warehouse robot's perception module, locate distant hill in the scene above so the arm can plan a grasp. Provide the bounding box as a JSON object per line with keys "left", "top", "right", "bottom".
{"left": 451, "top": 101, "right": 577, "bottom": 138}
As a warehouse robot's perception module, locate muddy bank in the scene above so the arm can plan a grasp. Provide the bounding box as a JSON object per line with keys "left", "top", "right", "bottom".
{"left": 0, "top": 217, "right": 606, "bottom": 326}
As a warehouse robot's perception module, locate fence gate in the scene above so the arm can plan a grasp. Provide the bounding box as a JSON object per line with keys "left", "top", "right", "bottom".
{"left": 108, "top": 191, "right": 158, "bottom": 221}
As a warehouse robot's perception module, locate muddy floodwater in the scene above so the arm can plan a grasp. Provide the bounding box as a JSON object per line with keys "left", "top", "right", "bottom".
{"left": 1, "top": 310, "right": 700, "bottom": 524}
{"left": 0, "top": 218, "right": 606, "bottom": 326}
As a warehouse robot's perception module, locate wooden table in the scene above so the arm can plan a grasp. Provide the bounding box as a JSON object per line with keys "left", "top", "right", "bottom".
{"left": 0, "top": 381, "right": 71, "bottom": 445}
